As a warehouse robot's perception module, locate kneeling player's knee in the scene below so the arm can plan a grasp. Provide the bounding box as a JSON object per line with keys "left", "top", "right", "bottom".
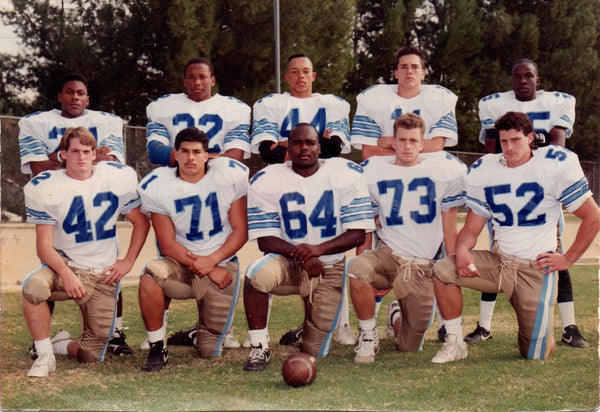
{"left": 432, "top": 256, "right": 458, "bottom": 284}
{"left": 22, "top": 277, "right": 51, "bottom": 305}
{"left": 144, "top": 259, "right": 171, "bottom": 283}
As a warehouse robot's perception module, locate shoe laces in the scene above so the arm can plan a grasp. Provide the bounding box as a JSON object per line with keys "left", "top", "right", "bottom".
{"left": 249, "top": 344, "right": 268, "bottom": 361}
{"left": 356, "top": 329, "right": 378, "bottom": 352}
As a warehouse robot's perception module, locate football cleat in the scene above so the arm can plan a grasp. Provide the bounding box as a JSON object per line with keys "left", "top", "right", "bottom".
{"left": 167, "top": 326, "right": 197, "bottom": 346}
{"left": 243, "top": 343, "right": 271, "bottom": 371}
{"left": 463, "top": 322, "right": 493, "bottom": 344}
{"left": 279, "top": 325, "right": 303, "bottom": 347}
{"left": 437, "top": 325, "right": 447, "bottom": 342}
{"left": 142, "top": 340, "right": 168, "bottom": 372}
{"left": 385, "top": 301, "right": 401, "bottom": 339}
{"left": 223, "top": 328, "right": 241, "bottom": 349}
{"left": 336, "top": 324, "right": 357, "bottom": 345}
{"left": 354, "top": 328, "right": 379, "bottom": 364}
{"left": 28, "top": 342, "right": 38, "bottom": 360}
{"left": 562, "top": 325, "right": 589, "bottom": 348}
{"left": 108, "top": 328, "right": 133, "bottom": 355}
{"left": 432, "top": 334, "right": 468, "bottom": 364}
{"left": 27, "top": 352, "right": 56, "bottom": 378}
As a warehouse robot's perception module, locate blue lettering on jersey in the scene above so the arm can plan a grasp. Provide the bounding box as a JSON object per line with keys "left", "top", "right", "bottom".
{"left": 391, "top": 108, "right": 421, "bottom": 121}
{"left": 280, "top": 108, "right": 326, "bottom": 138}
{"left": 172, "top": 113, "right": 224, "bottom": 149}
{"left": 377, "top": 177, "right": 436, "bottom": 226}
{"left": 279, "top": 191, "right": 336, "bottom": 239}
{"left": 31, "top": 172, "right": 52, "bottom": 186}
{"left": 49, "top": 126, "right": 98, "bottom": 143}
{"left": 484, "top": 182, "right": 545, "bottom": 227}
{"left": 346, "top": 161, "right": 364, "bottom": 174}
{"left": 545, "top": 148, "right": 567, "bottom": 162}
{"left": 62, "top": 192, "right": 118, "bottom": 243}
{"left": 249, "top": 171, "right": 266, "bottom": 185}
{"left": 174, "top": 193, "right": 223, "bottom": 241}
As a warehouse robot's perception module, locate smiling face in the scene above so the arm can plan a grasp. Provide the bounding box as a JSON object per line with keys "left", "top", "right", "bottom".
{"left": 183, "top": 63, "right": 215, "bottom": 102}
{"left": 511, "top": 61, "right": 539, "bottom": 102}
{"left": 58, "top": 80, "right": 89, "bottom": 118}
{"left": 288, "top": 124, "right": 320, "bottom": 176}
{"left": 285, "top": 56, "right": 316, "bottom": 98}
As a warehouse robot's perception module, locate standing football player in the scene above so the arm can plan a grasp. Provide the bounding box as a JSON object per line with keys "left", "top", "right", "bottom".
{"left": 137, "top": 127, "right": 248, "bottom": 372}
{"left": 350, "top": 45, "right": 458, "bottom": 160}
{"left": 242, "top": 123, "right": 375, "bottom": 371}
{"left": 467, "top": 59, "right": 587, "bottom": 347}
{"left": 145, "top": 57, "right": 251, "bottom": 349}
{"left": 347, "top": 113, "right": 466, "bottom": 364}
{"left": 18, "top": 73, "right": 133, "bottom": 356}
{"left": 251, "top": 53, "right": 355, "bottom": 347}
{"left": 431, "top": 112, "right": 599, "bottom": 364}
{"left": 22, "top": 127, "right": 149, "bottom": 377}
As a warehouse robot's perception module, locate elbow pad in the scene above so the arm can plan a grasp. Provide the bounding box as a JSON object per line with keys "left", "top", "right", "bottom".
{"left": 259, "top": 141, "right": 287, "bottom": 164}
{"left": 147, "top": 141, "right": 173, "bottom": 166}
{"left": 319, "top": 135, "right": 343, "bottom": 158}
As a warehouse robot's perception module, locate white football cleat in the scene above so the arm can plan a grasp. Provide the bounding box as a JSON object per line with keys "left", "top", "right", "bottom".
{"left": 223, "top": 329, "right": 241, "bottom": 349}
{"left": 140, "top": 339, "right": 150, "bottom": 350}
{"left": 27, "top": 352, "right": 56, "bottom": 378}
{"left": 432, "top": 334, "right": 468, "bottom": 364}
{"left": 354, "top": 328, "right": 379, "bottom": 364}
{"left": 336, "top": 324, "right": 357, "bottom": 345}
{"left": 385, "top": 301, "right": 401, "bottom": 339}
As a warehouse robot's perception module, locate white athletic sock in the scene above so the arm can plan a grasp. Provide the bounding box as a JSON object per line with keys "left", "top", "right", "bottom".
{"left": 161, "top": 310, "right": 169, "bottom": 333}
{"left": 147, "top": 328, "right": 166, "bottom": 344}
{"left": 444, "top": 316, "right": 463, "bottom": 340}
{"left": 52, "top": 338, "right": 72, "bottom": 355}
{"left": 558, "top": 302, "right": 576, "bottom": 328}
{"left": 248, "top": 328, "right": 269, "bottom": 348}
{"left": 34, "top": 338, "right": 53, "bottom": 356}
{"left": 358, "top": 317, "right": 377, "bottom": 332}
{"left": 337, "top": 287, "right": 351, "bottom": 330}
{"left": 114, "top": 316, "right": 123, "bottom": 332}
{"left": 436, "top": 306, "right": 445, "bottom": 329}
{"left": 479, "top": 300, "right": 496, "bottom": 330}
{"left": 374, "top": 298, "right": 383, "bottom": 320}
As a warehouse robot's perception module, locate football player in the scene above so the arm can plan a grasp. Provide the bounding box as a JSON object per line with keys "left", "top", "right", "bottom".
{"left": 145, "top": 57, "right": 250, "bottom": 349}
{"left": 251, "top": 53, "right": 355, "bottom": 347}
{"left": 351, "top": 45, "right": 458, "bottom": 160}
{"left": 18, "top": 73, "right": 132, "bottom": 356}
{"left": 347, "top": 113, "right": 466, "bottom": 364}
{"left": 431, "top": 111, "right": 599, "bottom": 363}
{"left": 468, "top": 59, "right": 586, "bottom": 347}
{"left": 242, "top": 123, "right": 375, "bottom": 371}
{"left": 137, "top": 127, "right": 248, "bottom": 372}
{"left": 22, "top": 127, "right": 149, "bottom": 377}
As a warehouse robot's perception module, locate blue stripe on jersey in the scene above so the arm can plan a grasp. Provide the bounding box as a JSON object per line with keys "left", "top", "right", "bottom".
{"left": 559, "top": 178, "right": 589, "bottom": 207}
{"left": 481, "top": 119, "right": 495, "bottom": 128}
{"left": 350, "top": 116, "right": 381, "bottom": 140}
{"left": 559, "top": 114, "right": 574, "bottom": 128}
{"left": 145, "top": 121, "right": 170, "bottom": 140}
{"left": 465, "top": 196, "right": 490, "bottom": 216}
{"left": 527, "top": 270, "right": 557, "bottom": 360}
{"left": 341, "top": 213, "right": 374, "bottom": 224}
{"left": 19, "top": 136, "right": 48, "bottom": 157}
{"left": 430, "top": 112, "right": 457, "bottom": 134}
{"left": 247, "top": 212, "right": 278, "bottom": 222}
{"left": 252, "top": 119, "right": 280, "bottom": 140}
{"left": 26, "top": 207, "right": 53, "bottom": 222}
{"left": 341, "top": 197, "right": 374, "bottom": 223}
{"left": 442, "top": 191, "right": 466, "bottom": 207}
{"left": 101, "top": 135, "right": 124, "bottom": 157}
{"left": 248, "top": 222, "right": 280, "bottom": 230}
{"left": 326, "top": 119, "right": 350, "bottom": 142}
{"left": 224, "top": 124, "right": 251, "bottom": 144}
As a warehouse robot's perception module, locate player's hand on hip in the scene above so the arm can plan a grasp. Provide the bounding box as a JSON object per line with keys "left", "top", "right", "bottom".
{"left": 208, "top": 266, "right": 232, "bottom": 289}
{"left": 456, "top": 248, "right": 479, "bottom": 278}
{"left": 63, "top": 271, "right": 86, "bottom": 299}
{"left": 535, "top": 251, "right": 570, "bottom": 274}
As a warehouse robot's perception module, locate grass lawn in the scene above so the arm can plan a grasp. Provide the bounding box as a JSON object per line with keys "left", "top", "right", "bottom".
{"left": 1, "top": 265, "right": 598, "bottom": 411}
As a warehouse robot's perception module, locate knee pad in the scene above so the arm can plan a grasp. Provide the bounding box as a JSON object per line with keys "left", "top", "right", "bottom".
{"left": 22, "top": 271, "right": 53, "bottom": 304}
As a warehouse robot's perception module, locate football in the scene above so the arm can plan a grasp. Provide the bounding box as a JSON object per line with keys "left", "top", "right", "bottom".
{"left": 281, "top": 352, "right": 317, "bottom": 387}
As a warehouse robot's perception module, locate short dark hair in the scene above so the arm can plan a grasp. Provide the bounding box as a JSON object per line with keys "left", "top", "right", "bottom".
{"left": 512, "top": 58, "right": 539, "bottom": 75}
{"left": 174, "top": 127, "right": 209, "bottom": 151}
{"left": 183, "top": 57, "right": 214, "bottom": 77}
{"left": 289, "top": 122, "right": 318, "bottom": 141}
{"left": 393, "top": 112, "right": 425, "bottom": 137}
{"left": 395, "top": 46, "right": 426, "bottom": 68}
{"left": 288, "top": 53, "right": 308, "bottom": 63}
{"left": 61, "top": 73, "right": 88, "bottom": 91}
{"left": 495, "top": 111, "right": 534, "bottom": 136}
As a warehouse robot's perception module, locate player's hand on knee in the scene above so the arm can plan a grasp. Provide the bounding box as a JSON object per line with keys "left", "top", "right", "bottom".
{"left": 456, "top": 249, "right": 479, "bottom": 278}
{"left": 208, "top": 266, "right": 232, "bottom": 289}
{"left": 62, "top": 271, "right": 86, "bottom": 299}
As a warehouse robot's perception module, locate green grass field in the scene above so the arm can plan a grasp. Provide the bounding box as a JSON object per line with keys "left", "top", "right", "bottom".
{"left": 1, "top": 265, "right": 598, "bottom": 411}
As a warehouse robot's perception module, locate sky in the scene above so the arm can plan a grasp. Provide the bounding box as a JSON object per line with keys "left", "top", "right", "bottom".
{"left": 0, "top": 0, "right": 20, "bottom": 55}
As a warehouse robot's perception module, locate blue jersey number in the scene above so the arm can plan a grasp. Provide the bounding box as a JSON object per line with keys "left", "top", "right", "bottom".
{"left": 174, "top": 193, "right": 223, "bottom": 241}
{"left": 62, "top": 192, "right": 119, "bottom": 243}
{"left": 377, "top": 177, "right": 436, "bottom": 226}
{"left": 281, "top": 108, "right": 326, "bottom": 138}
{"left": 49, "top": 126, "right": 98, "bottom": 143}
{"left": 484, "top": 182, "right": 546, "bottom": 227}
{"left": 390, "top": 108, "right": 421, "bottom": 121}
{"left": 280, "top": 190, "right": 336, "bottom": 239}
{"left": 173, "top": 113, "right": 223, "bottom": 152}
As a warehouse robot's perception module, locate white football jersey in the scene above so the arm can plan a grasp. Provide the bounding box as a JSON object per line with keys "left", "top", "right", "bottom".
{"left": 24, "top": 162, "right": 140, "bottom": 270}
{"left": 251, "top": 92, "right": 351, "bottom": 153}
{"left": 465, "top": 146, "right": 591, "bottom": 260}
{"left": 478, "top": 90, "right": 576, "bottom": 144}
{"left": 18, "top": 109, "right": 125, "bottom": 174}
{"left": 362, "top": 152, "right": 466, "bottom": 259}
{"left": 138, "top": 157, "right": 249, "bottom": 260}
{"left": 247, "top": 157, "right": 375, "bottom": 265}
{"left": 351, "top": 84, "right": 458, "bottom": 149}
{"left": 146, "top": 93, "right": 251, "bottom": 161}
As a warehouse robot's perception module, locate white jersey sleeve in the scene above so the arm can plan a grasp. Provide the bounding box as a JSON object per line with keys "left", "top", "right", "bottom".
{"left": 251, "top": 93, "right": 351, "bottom": 154}
{"left": 465, "top": 146, "right": 591, "bottom": 259}
{"left": 361, "top": 152, "right": 466, "bottom": 259}
{"left": 24, "top": 162, "right": 140, "bottom": 269}
{"left": 145, "top": 93, "right": 251, "bottom": 161}
{"left": 138, "top": 157, "right": 249, "bottom": 260}
{"left": 18, "top": 109, "right": 125, "bottom": 174}
{"left": 351, "top": 84, "right": 458, "bottom": 149}
{"left": 478, "top": 90, "right": 576, "bottom": 144}
{"left": 247, "top": 158, "right": 375, "bottom": 265}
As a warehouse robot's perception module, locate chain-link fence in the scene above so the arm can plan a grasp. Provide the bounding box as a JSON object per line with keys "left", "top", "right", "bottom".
{"left": 2, "top": 115, "right": 599, "bottom": 222}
